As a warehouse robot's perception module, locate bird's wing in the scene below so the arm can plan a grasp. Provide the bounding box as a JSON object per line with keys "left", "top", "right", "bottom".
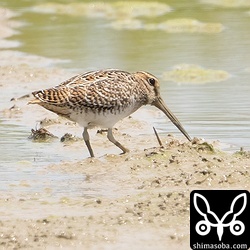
{"left": 58, "top": 69, "right": 131, "bottom": 88}
{"left": 67, "top": 70, "right": 137, "bottom": 109}
{"left": 29, "top": 70, "right": 138, "bottom": 110}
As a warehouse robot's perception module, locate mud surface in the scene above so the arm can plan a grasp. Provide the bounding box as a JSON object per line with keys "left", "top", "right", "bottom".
{"left": 0, "top": 129, "right": 249, "bottom": 249}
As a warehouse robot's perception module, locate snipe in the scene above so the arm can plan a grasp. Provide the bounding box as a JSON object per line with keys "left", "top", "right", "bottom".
{"left": 29, "top": 69, "right": 191, "bottom": 157}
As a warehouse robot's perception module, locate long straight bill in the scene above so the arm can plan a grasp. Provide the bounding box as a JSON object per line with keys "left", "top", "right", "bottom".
{"left": 153, "top": 97, "right": 192, "bottom": 141}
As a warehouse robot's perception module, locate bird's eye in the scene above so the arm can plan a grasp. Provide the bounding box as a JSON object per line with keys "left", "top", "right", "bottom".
{"left": 148, "top": 78, "right": 155, "bottom": 85}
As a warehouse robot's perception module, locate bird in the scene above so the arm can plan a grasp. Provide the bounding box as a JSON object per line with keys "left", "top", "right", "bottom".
{"left": 29, "top": 69, "right": 192, "bottom": 157}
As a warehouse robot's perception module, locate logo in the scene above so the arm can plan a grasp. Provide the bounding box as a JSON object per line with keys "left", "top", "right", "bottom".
{"left": 194, "top": 192, "right": 246, "bottom": 241}
{"left": 190, "top": 190, "right": 249, "bottom": 250}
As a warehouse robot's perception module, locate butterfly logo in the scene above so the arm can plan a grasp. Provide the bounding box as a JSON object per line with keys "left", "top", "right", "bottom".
{"left": 193, "top": 193, "right": 247, "bottom": 241}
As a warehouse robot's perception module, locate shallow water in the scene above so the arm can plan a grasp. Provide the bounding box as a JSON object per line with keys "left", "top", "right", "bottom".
{"left": 1, "top": 0, "right": 250, "bottom": 197}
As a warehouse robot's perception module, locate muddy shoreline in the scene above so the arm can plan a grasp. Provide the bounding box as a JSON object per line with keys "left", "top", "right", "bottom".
{"left": 0, "top": 128, "right": 249, "bottom": 249}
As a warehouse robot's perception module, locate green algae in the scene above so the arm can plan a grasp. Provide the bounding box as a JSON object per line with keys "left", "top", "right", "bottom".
{"left": 110, "top": 18, "right": 224, "bottom": 33}
{"left": 156, "top": 18, "right": 224, "bottom": 33}
{"left": 201, "top": 0, "right": 250, "bottom": 8}
{"left": 112, "top": 1, "right": 172, "bottom": 19}
{"left": 109, "top": 18, "right": 143, "bottom": 30}
{"left": 31, "top": 1, "right": 171, "bottom": 19}
{"left": 162, "top": 64, "right": 230, "bottom": 84}
{"left": 30, "top": 3, "right": 225, "bottom": 34}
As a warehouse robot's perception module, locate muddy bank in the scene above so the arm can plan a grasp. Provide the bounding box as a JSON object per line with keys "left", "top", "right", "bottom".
{"left": 0, "top": 133, "right": 249, "bottom": 249}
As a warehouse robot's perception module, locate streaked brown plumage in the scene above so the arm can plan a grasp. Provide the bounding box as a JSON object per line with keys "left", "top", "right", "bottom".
{"left": 29, "top": 69, "right": 191, "bottom": 157}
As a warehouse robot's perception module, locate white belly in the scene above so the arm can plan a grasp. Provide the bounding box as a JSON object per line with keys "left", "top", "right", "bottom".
{"left": 69, "top": 105, "right": 139, "bottom": 128}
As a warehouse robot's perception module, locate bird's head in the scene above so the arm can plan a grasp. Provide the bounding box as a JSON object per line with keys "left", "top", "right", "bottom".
{"left": 134, "top": 71, "right": 192, "bottom": 142}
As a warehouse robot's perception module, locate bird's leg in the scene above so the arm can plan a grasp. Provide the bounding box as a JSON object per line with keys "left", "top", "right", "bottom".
{"left": 83, "top": 127, "right": 94, "bottom": 157}
{"left": 107, "top": 128, "right": 129, "bottom": 154}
